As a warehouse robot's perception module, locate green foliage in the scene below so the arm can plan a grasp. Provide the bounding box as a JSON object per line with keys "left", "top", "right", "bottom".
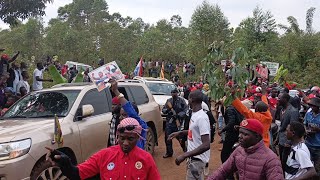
{"left": 202, "top": 42, "right": 226, "bottom": 101}
{"left": 0, "top": 0, "right": 320, "bottom": 87}
{"left": 203, "top": 42, "right": 248, "bottom": 106}
{"left": 273, "top": 65, "right": 288, "bottom": 84}
{"left": 0, "top": 0, "right": 52, "bottom": 25}
{"left": 233, "top": 6, "right": 279, "bottom": 60}
{"left": 48, "top": 65, "right": 67, "bottom": 84}
{"left": 190, "top": 1, "right": 231, "bottom": 51}
{"left": 72, "top": 70, "right": 84, "bottom": 83}
{"left": 306, "top": 7, "right": 316, "bottom": 34}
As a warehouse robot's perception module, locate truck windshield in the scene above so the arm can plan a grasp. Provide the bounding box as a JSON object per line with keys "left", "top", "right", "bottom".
{"left": 146, "top": 82, "right": 176, "bottom": 96}
{"left": 2, "top": 90, "right": 80, "bottom": 119}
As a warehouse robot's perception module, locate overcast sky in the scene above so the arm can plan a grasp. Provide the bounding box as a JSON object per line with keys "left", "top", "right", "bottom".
{"left": 1, "top": 0, "right": 320, "bottom": 32}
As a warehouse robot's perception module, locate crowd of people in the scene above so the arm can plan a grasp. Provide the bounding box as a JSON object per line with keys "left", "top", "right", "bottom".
{"left": 159, "top": 67, "right": 320, "bottom": 180}
{"left": 207, "top": 60, "right": 320, "bottom": 179}
{"left": 0, "top": 51, "right": 55, "bottom": 114}
{"left": 133, "top": 58, "right": 197, "bottom": 78}
{"left": 1, "top": 49, "right": 320, "bottom": 179}
{"left": 44, "top": 72, "right": 320, "bottom": 180}
{"left": 44, "top": 61, "right": 320, "bottom": 180}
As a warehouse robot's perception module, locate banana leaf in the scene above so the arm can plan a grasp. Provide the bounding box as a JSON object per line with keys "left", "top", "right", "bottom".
{"left": 72, "top": 70, "right": 84, "bottom": 83}
{"left": 48, "top": 65, "right": 67, "bottom": 84}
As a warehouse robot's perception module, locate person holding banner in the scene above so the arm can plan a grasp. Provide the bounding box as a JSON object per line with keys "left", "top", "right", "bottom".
{"left": 109, "top": 79, "right": 148, "bottom": 150}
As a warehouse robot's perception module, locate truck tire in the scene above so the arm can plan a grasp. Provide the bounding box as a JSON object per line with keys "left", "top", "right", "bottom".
{"left": 145, "top": 126, "right": 155, "bottom": 154}
{"left": 30, "top": 160, "right": 67, "bottom": 180}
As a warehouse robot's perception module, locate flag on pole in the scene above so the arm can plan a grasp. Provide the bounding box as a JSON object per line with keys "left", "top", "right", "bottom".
{"left": 134, "top": 57, "right": 144, "bottom": 76}
{"left": 160, "top": 63, "right": 165, "bottom": 79}
{"left": 54, "top": 114, "right": 63, "bottom": 148}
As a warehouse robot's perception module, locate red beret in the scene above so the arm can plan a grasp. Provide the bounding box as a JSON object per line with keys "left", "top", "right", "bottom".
{"left": 1, "top": 54, "right": 9, "bottom": 60}
{"left": 112, "top": 97, "right": 120, "bottom": 105}
{"left": 240, "top": 119, "right": 264, "bottom": 136}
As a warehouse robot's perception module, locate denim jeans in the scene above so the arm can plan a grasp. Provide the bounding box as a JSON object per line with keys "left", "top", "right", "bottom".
{"left": 307, "top": 146, "right": 320, "bottom": 176}
{"left": 218, "top": 115, "right": 224, "bottom": 129}
{"left": 218, "top": 115, "right": 225, "bottom": 141}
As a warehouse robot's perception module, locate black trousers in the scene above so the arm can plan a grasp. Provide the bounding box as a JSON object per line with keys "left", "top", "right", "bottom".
{"left": 279, "top": 144, "right": 291, "bottom": 174}
{"left": 221, "top": 136, "right": 238, "bottom": 180}
{"left": 221, "top": 138, "right": 238, "bottom": 163}
{"left": 165, "top": 125, "right": 185, "bottom": 155}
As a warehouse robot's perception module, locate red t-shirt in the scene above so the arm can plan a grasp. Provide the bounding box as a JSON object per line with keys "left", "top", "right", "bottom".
{"left": 268, "top": 96, "right": 278, "bottom": 109}
{"left": 78, "top": 145, "right": 161, "bottom": 180}
{"left": 190, "top": 86, "right": 197, "bottom": 92}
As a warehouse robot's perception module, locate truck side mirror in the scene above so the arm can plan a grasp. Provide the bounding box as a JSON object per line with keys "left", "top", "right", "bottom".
{"left": 75, "top": 104, "right": 94, "bottom": 121}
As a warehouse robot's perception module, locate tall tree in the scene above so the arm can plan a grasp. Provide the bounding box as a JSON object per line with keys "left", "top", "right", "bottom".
{"left": 233, "top": 6, "right": 278, "bottom": 60}
{"left": 58, "top": 0, "right": 110, "bottom": 29}
{"left": 279, "top": 7, "right": 316, "bottom": 34}
{"left": 170, "top": 15, "right": 182, "bottom": 28}
{"left": 0, "top": 0, "right": 52, "bottom": 25}
{"left": 190, "top": 1, "right": 231, "bottom": 49}
{"left": 306, "top": 7, "right": 316, "bottom": 34}
{"left": 278, "top": 16, "right": 301, "bottom": 34}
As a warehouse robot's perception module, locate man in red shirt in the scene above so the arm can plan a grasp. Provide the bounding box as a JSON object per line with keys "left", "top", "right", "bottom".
{"left": 46, "top": 118, "right": 161, "bottom": 180}
{"left": 268, "top": 87, "right": 279, "bottom": 110}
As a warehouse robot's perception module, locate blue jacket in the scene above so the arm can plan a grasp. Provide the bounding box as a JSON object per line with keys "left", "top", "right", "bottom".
{"left": 122, "top": 101, "right": 148, "bottom": 149}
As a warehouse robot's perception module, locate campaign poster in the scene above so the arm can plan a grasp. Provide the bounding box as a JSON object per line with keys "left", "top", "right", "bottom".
{"left": 89, "top": 61, "right": 124, "bottom": 92}
{"left": 260, "top": 61, "right": 280, "bottom": 76}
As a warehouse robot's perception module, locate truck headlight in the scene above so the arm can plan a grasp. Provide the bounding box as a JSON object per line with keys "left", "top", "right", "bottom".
{"left": 0, "top": 139, "right": 31, "bottom": 161}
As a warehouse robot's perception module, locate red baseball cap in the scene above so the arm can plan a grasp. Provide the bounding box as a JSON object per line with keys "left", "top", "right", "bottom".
{"left": 240, "top": 119, "right": 264, "bottom": 136}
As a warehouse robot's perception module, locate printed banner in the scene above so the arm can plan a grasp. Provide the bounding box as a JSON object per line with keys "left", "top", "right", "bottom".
{"left": 89, "top": 61, "right": 124, "bottom": 92}
{"left": 260, "top": 61, "right": 279, "bottom": 76}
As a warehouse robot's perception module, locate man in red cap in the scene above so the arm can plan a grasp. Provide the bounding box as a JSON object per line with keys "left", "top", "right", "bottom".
{"left": 208, "top": 119, "right": 283, "bottom": 180}
{"left": 46, "top": 117, "right": 161, "bottom": 180}
{"left": 0, "top": 51, "right": 20, "bottom": 76}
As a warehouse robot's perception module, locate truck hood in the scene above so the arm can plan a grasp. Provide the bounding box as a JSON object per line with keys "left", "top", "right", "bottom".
{"left": 0, "top": 119, "right": 54, "bottom": 143}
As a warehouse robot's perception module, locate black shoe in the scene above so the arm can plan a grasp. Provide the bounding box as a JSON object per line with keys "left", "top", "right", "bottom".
{"left": 163, "top": 154, "right": 173, "bottom": 158}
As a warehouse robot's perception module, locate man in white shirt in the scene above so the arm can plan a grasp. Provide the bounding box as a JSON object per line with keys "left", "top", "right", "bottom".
{"left": 285, "top": 121, "right": 317, "bottom": 179}
{"left": 33, "top": 62, "right": 53, "bottom": 91}
{"left": 169, "top": 90, "right": 211, "bottom": 180}
{"left": 16, "top": 71, "right": 30, "bottom": 94}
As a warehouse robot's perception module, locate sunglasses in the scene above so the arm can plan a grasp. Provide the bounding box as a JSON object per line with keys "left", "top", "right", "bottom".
{"left": 118, "top": 125, "right": 137, "bottom": 133}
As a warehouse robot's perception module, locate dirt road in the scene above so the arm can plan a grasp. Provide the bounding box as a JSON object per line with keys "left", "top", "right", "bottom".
{"left": 153, "top": 132, "right": 223, "bottom": 180}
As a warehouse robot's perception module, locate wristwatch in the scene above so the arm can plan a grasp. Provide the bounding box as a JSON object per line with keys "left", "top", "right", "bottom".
{"left": 117, "top": 93, "right": 125, "bottom": 100}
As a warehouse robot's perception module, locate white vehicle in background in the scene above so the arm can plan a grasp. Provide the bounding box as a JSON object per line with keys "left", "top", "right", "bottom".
{"left": 65, "top": 61, "right": 93, "bottom": 72}
{"left": 133, "top": 76, "right": 188, "bottom": 120}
